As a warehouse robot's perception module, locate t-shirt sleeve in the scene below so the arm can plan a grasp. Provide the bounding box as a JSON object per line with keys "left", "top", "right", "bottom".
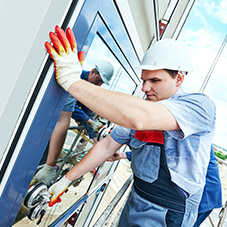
{"left": 110, "top": 126, "right": 131, "bottom": 144}
{"left": 159, "top": 93, "right": 216, "bottom": 139}
{"left": 126, "top": 151, "right": 132, "bottom": 161}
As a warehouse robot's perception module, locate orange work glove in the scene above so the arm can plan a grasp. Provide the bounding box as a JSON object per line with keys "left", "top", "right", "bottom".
{"left": 45, "top": 26, "right": 82, "bottom": 91}
{"left": 48, "top": 176, "right": 72, "bottom": 207}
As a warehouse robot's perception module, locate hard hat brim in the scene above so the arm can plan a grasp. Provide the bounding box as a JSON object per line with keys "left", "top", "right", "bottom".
{"left": 136, "top": 64, "right": 164, "bottom": 71}
{"left": 101, "top": 76, "right": 110, "bottom": 85}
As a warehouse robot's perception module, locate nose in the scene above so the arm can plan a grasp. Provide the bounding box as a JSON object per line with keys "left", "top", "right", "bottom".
{"left": 142, "top": 81, "right": 150, "bottom": 92}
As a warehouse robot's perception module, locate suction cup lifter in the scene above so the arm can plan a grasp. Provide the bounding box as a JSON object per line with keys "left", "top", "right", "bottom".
{"left": 97, "top": 121, "right": 115, "bottom": 141}
{"left": 24, "top": 183, "right": 51, "bottom": 225}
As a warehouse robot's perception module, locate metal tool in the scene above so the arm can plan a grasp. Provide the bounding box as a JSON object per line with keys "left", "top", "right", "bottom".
{"left": 24, "top": 182, "right": 51, "bottom": 224}
{"left": 97, "top": 121, "right": 115, "bottom": 141}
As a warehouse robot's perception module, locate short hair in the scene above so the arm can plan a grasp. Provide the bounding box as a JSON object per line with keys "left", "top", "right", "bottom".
{"left": 92, "top": 68, "right": 100, "bottom": 75}
{"left": 164, "top": 69, "right": 178, "bottom": 78}
{"left": 164, "top": 69, "right": 188, "bottom": 78}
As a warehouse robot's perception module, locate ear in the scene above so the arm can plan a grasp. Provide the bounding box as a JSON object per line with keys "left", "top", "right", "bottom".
{"left": 88, "top": 69, "right": 95, "bottom": 81}
{"left": 90, "top": 68, "right": 96, "bottom": 74}
{"left": 175, "top": 72, "right": 184, "bottom": 87}
{"left": 88, "top": 69, "right": 96, "bottom": 78}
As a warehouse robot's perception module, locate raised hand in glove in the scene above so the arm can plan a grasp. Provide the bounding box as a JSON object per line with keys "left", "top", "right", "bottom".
{"left": 48, "top": 176, "right": 72, "bottom": 207}
{"left": 45, "top": 26, "right": 82, "bottom": 91}
{"left": 30, "top": 164, "right": 56, "bottom": 187}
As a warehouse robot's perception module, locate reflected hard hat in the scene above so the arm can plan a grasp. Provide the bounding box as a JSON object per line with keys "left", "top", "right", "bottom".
{"left": 95, "top": 61, "right": 114, "bottom": 85}
{"left": 138, "top": 39, "right": 193, "bottom": 72}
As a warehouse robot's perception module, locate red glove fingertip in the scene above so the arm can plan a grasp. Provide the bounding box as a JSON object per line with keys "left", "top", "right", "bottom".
{"left": 48, "top": 196, "right": 62, "bottom": 207}
{"left": 49, "top": 32, "right": 66, "bottom": 54}
{"left": 78, "top": 51, "right": 84, "bottom": 64}
{"left": 66, "top": 27, "right": 77, "bottom": 52}
{"left": 57, "top": 197, "right": 62, "bottom": 203}
{"left": 48, "top": 189, "right": 66, "bottom": 207}
{"left": 45, "top": 42, "right": 56, "bottom": 59}
{"left": 55, "top": 25, "right": 61, "bottom": 31}
{"left": 55, "top": 26, "right": 71, "bottom": 53}
{"left": 55, "top": 26, "right": 65, "bottom": 37}
{"left": 49, "top": 200, "right": 55, "bottom": 207}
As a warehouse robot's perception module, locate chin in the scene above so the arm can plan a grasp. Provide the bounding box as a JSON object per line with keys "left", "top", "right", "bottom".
{"left": 147, "top": 96, "right": 158, "bottom": 101}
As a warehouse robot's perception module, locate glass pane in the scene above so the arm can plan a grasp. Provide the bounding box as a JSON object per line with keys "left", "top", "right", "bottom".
{"left": 15, "top": 31, "right": 138, "bottom": 227}
{"left": 84, "top": 34, "right": 137, "bottom": 95}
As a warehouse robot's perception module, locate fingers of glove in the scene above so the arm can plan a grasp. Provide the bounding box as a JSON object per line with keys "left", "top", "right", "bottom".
{"left": 29, "top": 179, "right": 37, "bottom": 188}
{"left": 78, "top": 51, "right": 84, "bottom": 65}
{"left": 66, "top": 27, "right": 77, "bottom": 53}
{"left": 45, "top": 41, "right": 60, "bottom": 60}
{"left": 29, "top": 171, "right": 42, "bottom": 187}
{"left": 49, "top": 31, "right": 66, "bottom": 55}
{"left": 49, "top": 189, "right": 66, "bottom": 207}
{"left": 55, "top": 25, "right": 71, "bottom": 54}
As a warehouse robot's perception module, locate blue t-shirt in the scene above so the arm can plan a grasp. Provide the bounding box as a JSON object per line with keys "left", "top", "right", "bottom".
{"left": 71, "top": 70, "right": 97, "bottom": 139}
{"left": 111, "top": 89, "right": 216, "bottom": 195}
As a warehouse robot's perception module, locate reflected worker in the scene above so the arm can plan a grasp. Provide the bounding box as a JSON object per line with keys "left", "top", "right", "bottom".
{"left": 31, "top": 60, "right": 114, "bottom": 187}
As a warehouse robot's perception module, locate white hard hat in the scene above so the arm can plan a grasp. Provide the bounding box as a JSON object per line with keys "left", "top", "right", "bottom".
{"left": 95, "top": 61, "right": 114, "bottom": 85}
{"left": 138, "top": 39, "right": 193, "bottom": 72}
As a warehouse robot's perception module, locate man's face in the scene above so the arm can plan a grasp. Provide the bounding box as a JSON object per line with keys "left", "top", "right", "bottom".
{"left": 141, "top": 69, "right": 182, "bottom": 102}
{"left": 88, "top": 70, "right": 104, "bottom": 86}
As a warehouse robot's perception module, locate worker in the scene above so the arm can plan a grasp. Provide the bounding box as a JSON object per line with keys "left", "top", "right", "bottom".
{"left": 107, "top": 145, "right": 222, "bottom": 226}
{"left": 71, "top": 60, "right": 114, "bottom": 144}
{"left": 44, "top": 26, "right": 216, "bottom": 226}
{"left": 71, "top": 61, "right": 114, "bottom": 139}
{"left": 31, "top": 59, "right": 114, "bottom": 187}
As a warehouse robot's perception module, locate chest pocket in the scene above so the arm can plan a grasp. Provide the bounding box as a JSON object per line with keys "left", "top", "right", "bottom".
{"left": 129, "top": 130, "right": 164, "bottom": 183}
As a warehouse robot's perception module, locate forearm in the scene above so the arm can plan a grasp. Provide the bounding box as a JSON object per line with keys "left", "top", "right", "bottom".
{"left": 72, "top": 106, "right": 90, "bottom": 123}
{"left": 68, "top": 80, "right": 178, "bottom": 131}
{"left": 65, "top": 135, "right": 119, "bottom": 181}
{"left": 68, "top": 81, "right": 147, "bottom": 130}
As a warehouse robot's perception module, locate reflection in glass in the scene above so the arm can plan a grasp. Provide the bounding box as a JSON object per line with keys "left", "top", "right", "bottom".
{"left": 84, "top": 34, "right": 137, "bottom": 95}
{"left": 14, "top": 31, "right": 138, "bottom": 227}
